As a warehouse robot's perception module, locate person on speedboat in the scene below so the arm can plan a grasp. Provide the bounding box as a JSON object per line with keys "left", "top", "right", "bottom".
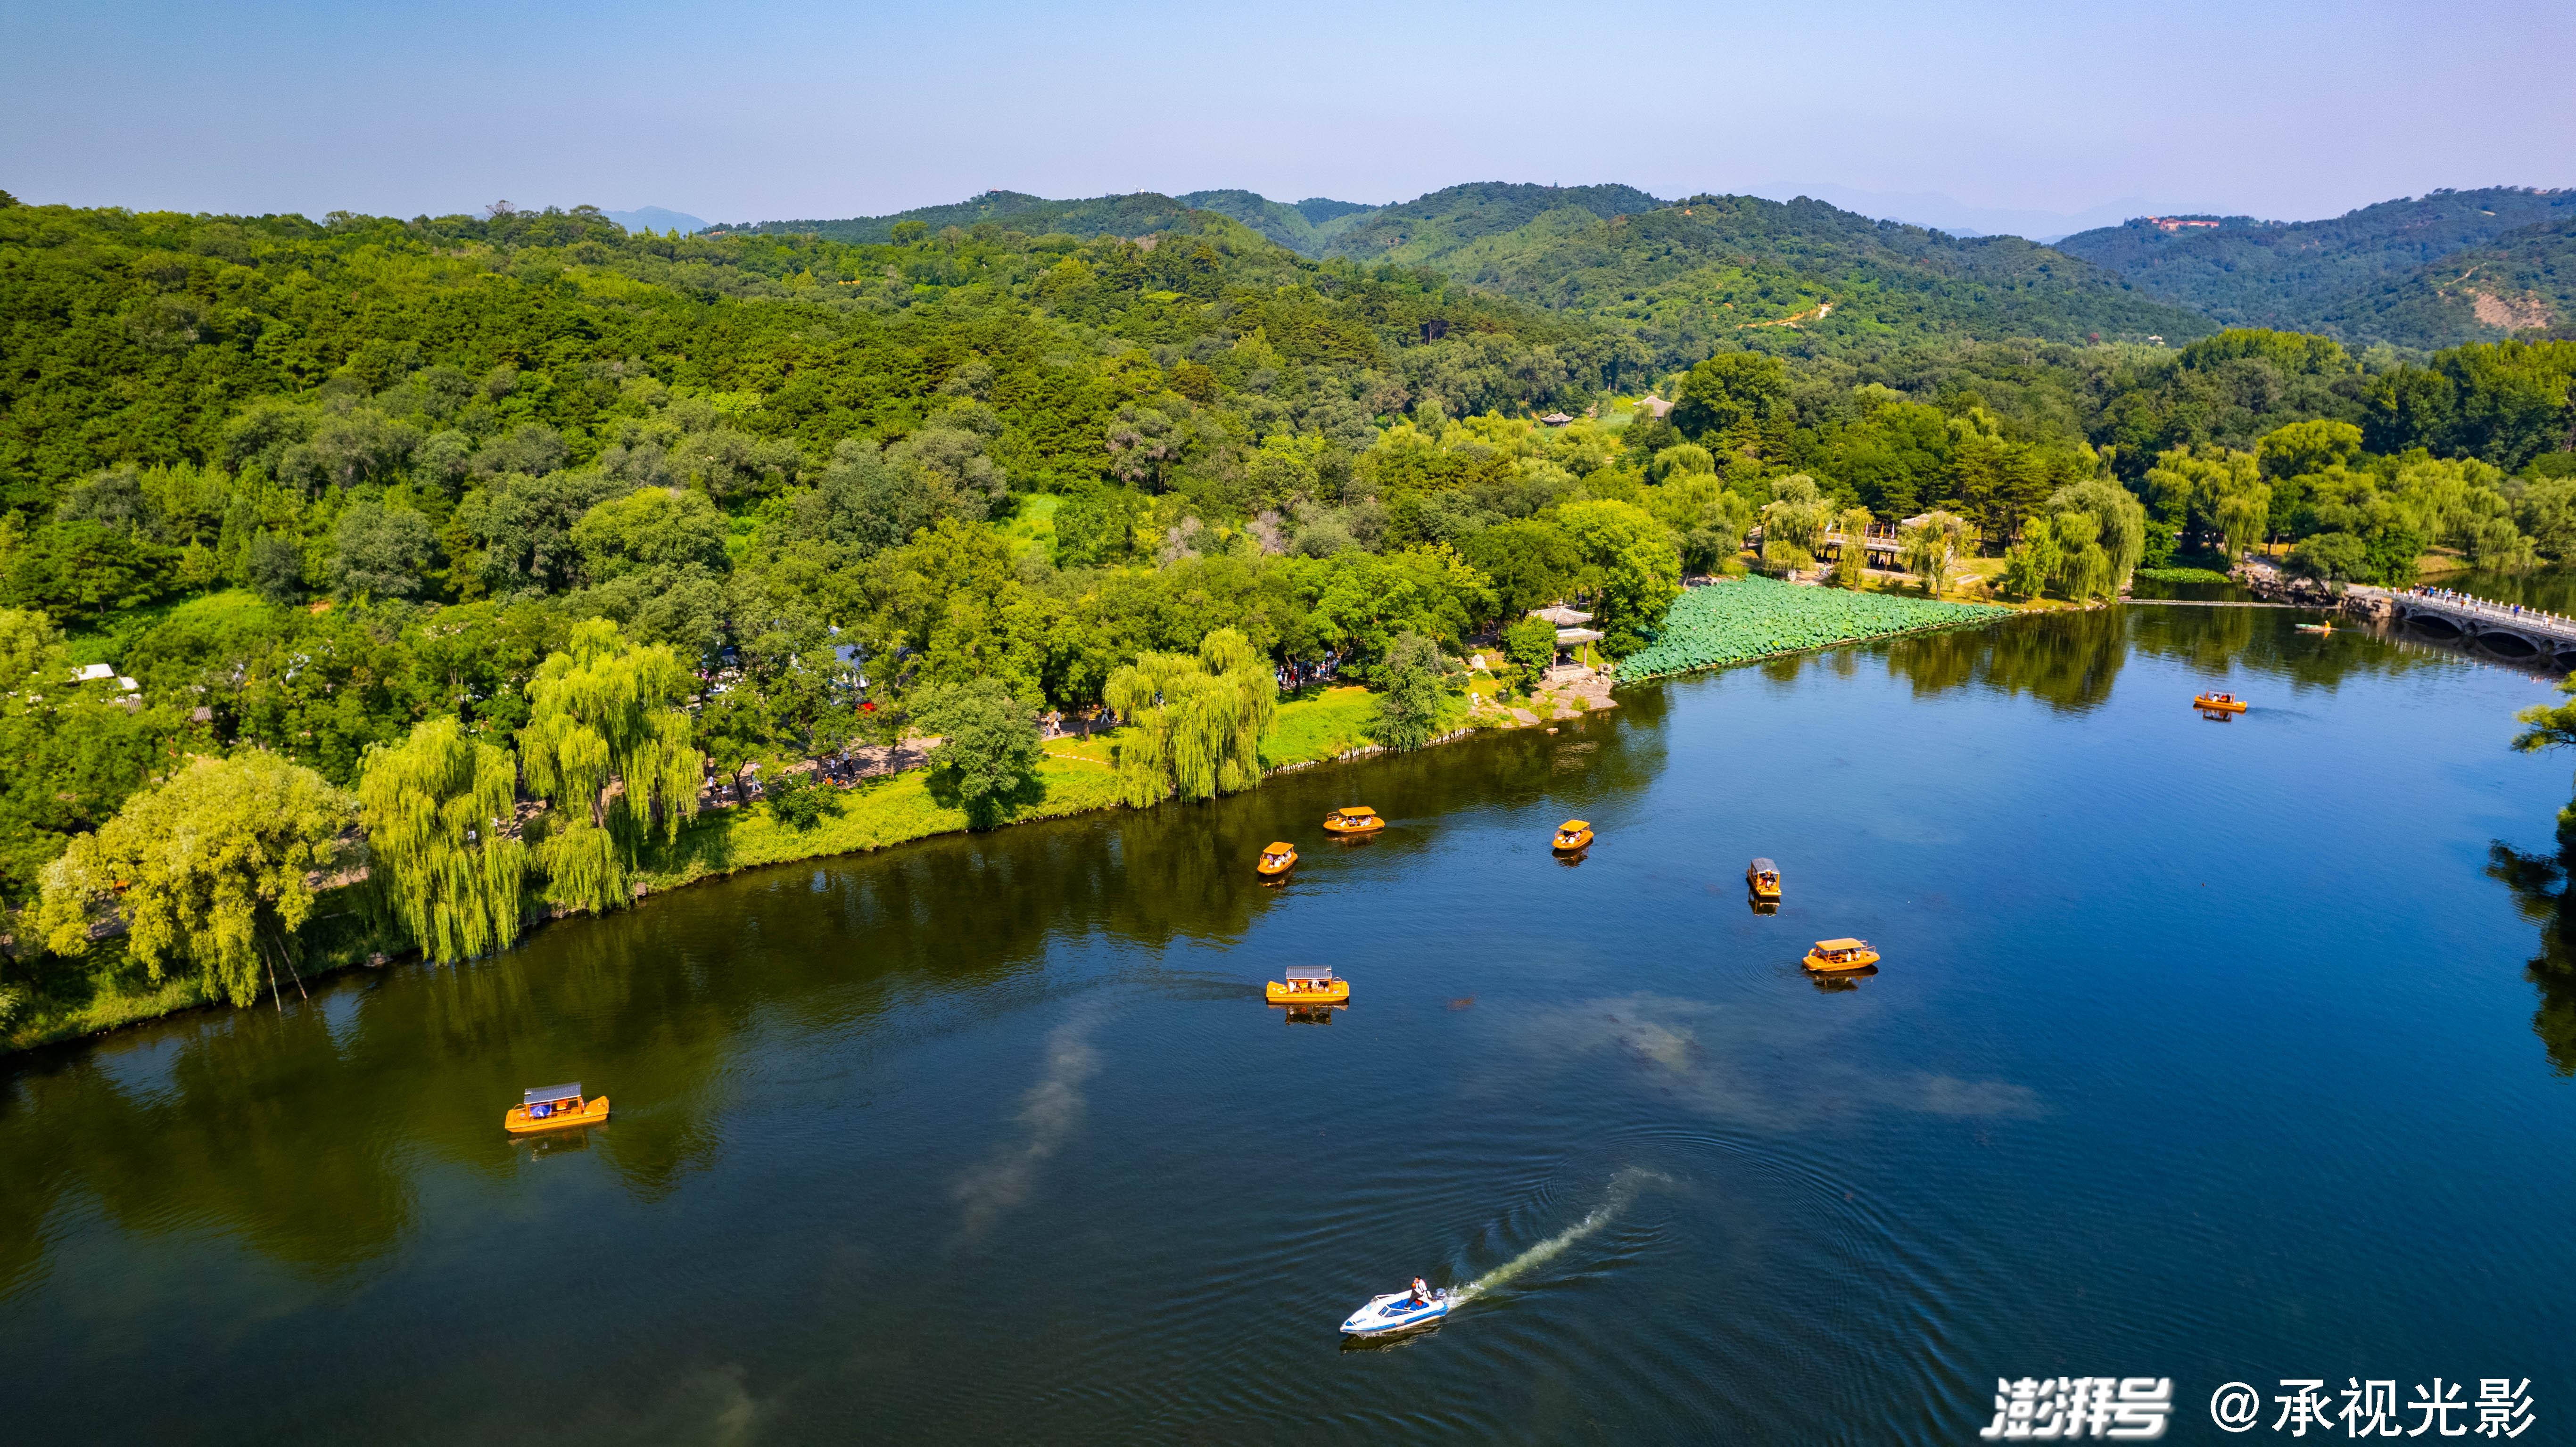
{"left": 1408, "top": 1277, "right": 1430, "bottom": 1306}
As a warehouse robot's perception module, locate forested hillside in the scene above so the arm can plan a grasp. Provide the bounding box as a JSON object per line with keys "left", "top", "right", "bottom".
{"left": 4, "top": 185, "right": 2574, "bottom": 1043}
{"left": 1314, "top": 183, "right": 1668, "bottom": 266}
{"left": 2318, "top": 218, "right": 2575, "bottom": 347}
{"left": 731, "top": 190, "right": 1211, "bottom": 246}
{"left": 1359, "top": 192, "right": 2217, "bottom": 369}
{"left": 1179, "top": 192, "right": 1379, "bottom": 254}
{"left": 732, "top": 189, "right": 1385, "bottom": 256}
{"left": 2056, "top": 187, "right": 2576, "bottom": 344}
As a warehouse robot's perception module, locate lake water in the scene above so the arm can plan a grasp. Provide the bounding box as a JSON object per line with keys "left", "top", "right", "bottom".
{"left": 6, "top": 603, "right": 2574, "bottom": 1444}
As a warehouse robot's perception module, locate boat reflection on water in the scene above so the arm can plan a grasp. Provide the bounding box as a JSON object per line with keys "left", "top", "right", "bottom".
{"left": 1807, "top": 964, "right": 1877, "bottom": 993}
{"left": 1747, "top": 891, "right": 1777, "bottom": 916}
{"left": 1281, "top": 1003, "right": 1338, "bottom": 1025}
{"left": 1555, "top": 848, "right": 1587, "bottom": 869}
{"left": 515, "top": 1127, "right": 598, "bottom": 1159}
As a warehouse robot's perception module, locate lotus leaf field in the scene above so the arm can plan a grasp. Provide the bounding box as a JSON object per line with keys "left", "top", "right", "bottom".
{"left": 1617, "top": 577, "right": 2009, "bottom": 681}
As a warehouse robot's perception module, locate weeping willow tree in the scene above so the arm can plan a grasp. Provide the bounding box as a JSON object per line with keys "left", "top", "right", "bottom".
{"left": 1900, "top": 510, "right": 1973, "bottom": 597}
{"left": 1760, "top": 474, "right": 1830, "bottom": 571}
{"left": 1831, "top": 506, "right": 1874, "bottom": 588}
{"left": 2047, "top": 479, "right": 2148, "bottom": 590}
{"left": 2050, "top": 510, "right": 2114, "bottom": 601}
{"left": 37, "top": 752, "right": 358, "bottom": 1009}
{"left": 1103, "top": 627, "right": 1277, "bottom": 806}
{"left": 2215, "top": 483, "right": 2272, "bottom": 562}
{"left": 2000, "top": 515, "right": 2065, "bottom": 601}
{"left": 357, "top": 717, "right": 528, "bottom": 962}
{"left": 518, "top": 618, "right": 701, "bottom": 913}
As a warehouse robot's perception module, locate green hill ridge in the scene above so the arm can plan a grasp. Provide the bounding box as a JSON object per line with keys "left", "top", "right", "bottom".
{"left": 2056, "top": 186, "right": 2576, "bottom": 345}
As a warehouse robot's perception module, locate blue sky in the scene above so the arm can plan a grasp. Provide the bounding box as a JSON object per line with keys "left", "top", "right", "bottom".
{"left": 3, "top": 0, "right": 2569, "bottom": 232}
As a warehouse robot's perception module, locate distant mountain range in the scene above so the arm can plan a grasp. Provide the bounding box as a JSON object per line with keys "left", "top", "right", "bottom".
{"left": 718, "top": 181, "right": 2574, "bottom": 352}
{"left": 601, "top": 206, "right": 708, "bottom": 235}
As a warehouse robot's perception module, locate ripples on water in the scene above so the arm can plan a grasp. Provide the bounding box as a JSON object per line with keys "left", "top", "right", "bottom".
{"left": 4, "top": 604, "right": 2576, "bottom": 1443}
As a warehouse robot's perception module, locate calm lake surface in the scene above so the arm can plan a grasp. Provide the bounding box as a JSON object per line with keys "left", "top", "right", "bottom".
{"left": 7, "top": 602, "right": 2576, "bottom": 1444}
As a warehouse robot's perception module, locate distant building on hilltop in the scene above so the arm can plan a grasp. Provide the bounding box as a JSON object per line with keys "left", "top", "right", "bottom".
{"left": 1635, "top": 394, "right": 1673, "bottom": 419}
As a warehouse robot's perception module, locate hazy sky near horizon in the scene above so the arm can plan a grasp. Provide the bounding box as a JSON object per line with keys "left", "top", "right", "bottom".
{"left": 4, "top": 0, "right": 2569, "bottom": 229}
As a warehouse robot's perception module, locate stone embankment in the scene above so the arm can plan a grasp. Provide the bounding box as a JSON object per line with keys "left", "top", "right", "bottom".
{"left": 2234, "top": 562, "right": 2394, "bottom": 623}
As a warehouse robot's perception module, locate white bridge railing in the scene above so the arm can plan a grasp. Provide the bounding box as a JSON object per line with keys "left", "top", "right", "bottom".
{"left": 2392, "top": 587, "right": 2576, "bottom": 647}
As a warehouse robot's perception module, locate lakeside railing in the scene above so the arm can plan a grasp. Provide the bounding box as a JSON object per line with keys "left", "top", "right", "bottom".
{"left": 2391, "top": 587, "right": 2576, "bottom": 646}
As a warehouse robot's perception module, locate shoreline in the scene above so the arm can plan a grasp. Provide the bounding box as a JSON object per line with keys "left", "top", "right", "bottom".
{"left": 3, "top": 601, "right": 2020, "bottom": 1058}
{"left": 2, "top": 689, "right": 1526, "bottom": 1057}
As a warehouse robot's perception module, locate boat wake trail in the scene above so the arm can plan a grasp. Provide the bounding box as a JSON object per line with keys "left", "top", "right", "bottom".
{"left": 1454, "top": 1168, "right": 1671, "bottom": 1305}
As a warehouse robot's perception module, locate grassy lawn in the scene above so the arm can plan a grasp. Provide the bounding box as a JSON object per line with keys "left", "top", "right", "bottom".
{"left": 997, "top": 493, "right": 1059, "bottom": 561}
{"left": 643, "top": 755, "right": 1130, "bottom": 888}
{"left": 1259, "top": 686, "right": 1379, "bottom": 769}
{"left": 1044, "top": 730, "right": 1121, "bottom": 765}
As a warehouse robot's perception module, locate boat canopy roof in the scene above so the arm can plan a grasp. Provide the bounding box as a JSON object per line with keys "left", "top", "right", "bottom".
{"left": 1750, "top": 858, "right": 1777, "bottom": 873}
{"left": 523, "top": 1083, "right": 581, "bottom": 1105}
{"left": 1812, "top": 938, "right": 1865, "bottom": 953}
{"left": 1335, "top": 806, "right": 1376, "bottom": 817}
{"left": 1560, "top": 820, "right": 1590, "bottom": 830}
{"left": 1265, "top": 842, "right": 1295, "bottom": 853}
{"left": 1285, "top": 966, "right": 1336, "bottom": 982}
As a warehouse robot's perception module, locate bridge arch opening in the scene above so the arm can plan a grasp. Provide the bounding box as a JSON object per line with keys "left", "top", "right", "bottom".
{"left": 2476, "top": 631, "right": 2543, "bottom": 659}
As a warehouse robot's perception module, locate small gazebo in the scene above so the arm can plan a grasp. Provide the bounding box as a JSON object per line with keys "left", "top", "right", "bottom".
{"left": 1528, "top": 604, "right": 1602, "bottom": 671}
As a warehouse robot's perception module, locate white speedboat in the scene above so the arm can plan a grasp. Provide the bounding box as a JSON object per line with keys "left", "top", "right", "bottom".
{"left": 1339, "top": 1286, "right": 1450, "bottom": 1336}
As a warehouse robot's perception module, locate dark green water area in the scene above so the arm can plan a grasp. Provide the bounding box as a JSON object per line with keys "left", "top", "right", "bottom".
{"left": 6, "top": 603, "right": 2572, "bottom": 1443}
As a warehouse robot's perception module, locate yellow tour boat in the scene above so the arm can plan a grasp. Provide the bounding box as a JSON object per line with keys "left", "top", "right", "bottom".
{"left": 505, "top": 1082, "right": 610, "bottom": 1134}
{"left": 1267, "top": 965, "right": 1350, "bottom": 1005}
{"left": 1802, "top": 938, "right": 1879, "bottom": 973}
{"left": 1322, "top": 806, "right": 1385, "bottom": 836}
{"left": 2192, "top": 692, "right": 2247, "bottom": 713}
{"left": 1553, "top": 820, "right": 1593, "bottom": 852}
{"left": 1255, "top": 841, "right": 1298, "bottom": 877}
{"left": 1746, "top": 857, "right": 1782, "bottom": 902}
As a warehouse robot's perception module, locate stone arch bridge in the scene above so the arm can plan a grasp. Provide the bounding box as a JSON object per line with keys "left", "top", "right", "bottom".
{"left": 2365, "top": 587, "right": 2576, "bottom": 668}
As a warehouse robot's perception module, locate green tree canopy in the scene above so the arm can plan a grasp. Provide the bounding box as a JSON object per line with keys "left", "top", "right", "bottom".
{"left": 1460, "top": 518, "right": 1582, "bottom": 619}
{"left": 329, "top": 500, "right": 438, "bottom": 600}
{"left": 517, "top": 618, "right": 701, "bottom": 912}
{"left": 1368, "top": 632, "right": 1453, "bottom": 750}
{"left": 1672, "top": 352, "right": 1793, "bottom": 455}
{"left": 355, "top": 717, "right": 528, "bottom": 964}
{"left": 1103, "top": 627, "right": 1277, "bottom": 805}
{"left": 914, "top": 679, "right": 1046, "bottom": 829}
{"left": 571, "top": 486, "right": 730, "bottom": 584}
{"left": 1557, "top": 498, "right": 1681, "bottom": 651}
{"left": 1502, "top": 614, "right": 1558, "bottom": 678}
{"left": 2046, "top": 479, "right": 2148, "bottom": 590}
{"left": 38, "top": 752, "right": 358, "bottom": 1008}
